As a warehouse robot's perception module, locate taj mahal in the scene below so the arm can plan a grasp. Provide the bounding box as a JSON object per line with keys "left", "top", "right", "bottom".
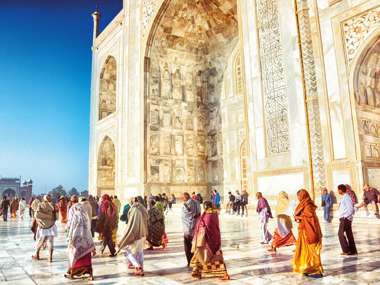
{"left": 88, "top": 0, "right": 380, "bottom": 202}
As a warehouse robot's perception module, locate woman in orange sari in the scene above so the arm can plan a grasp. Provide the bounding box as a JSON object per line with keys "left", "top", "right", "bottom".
{"left": 293, "top": 189, "right": 323, "bottom": 277}
{"left": 190, "top": 201, "right": 229, "bottom": 280}
{"left": 57, "top": 196, "right": 68, "bottom": 224}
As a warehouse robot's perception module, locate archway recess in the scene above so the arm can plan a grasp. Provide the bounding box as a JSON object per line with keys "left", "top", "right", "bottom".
{"left": 144, "top": 0, "right": 246, "bottom": 197}
{"left": 98, "top": 56, "right": 117, "bottom": 120}
{"left": 97, "top": 136, "right": 116, "bottom": 196}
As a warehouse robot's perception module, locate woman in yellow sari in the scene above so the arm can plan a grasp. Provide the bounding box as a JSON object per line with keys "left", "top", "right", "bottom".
{"left": 293, "top": 189, "right": 323, "bottom": 277}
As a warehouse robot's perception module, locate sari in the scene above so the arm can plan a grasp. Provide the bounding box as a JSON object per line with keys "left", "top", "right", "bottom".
{"left": 57, "top": 198, "right": 68, "bottom": 223}
{"left": 66, "top": 203, "right": 94, "bottom": 279}
{"left": 257, "top": 197, "right": 273, "bottom": 243}
{"left": 97, "top": 194, "right": 117, "bottom": 255}
{"left": 271, "top": 192, "right": 295, "bottom": 249}
{"left": 147, "top": 206, "right": 165, "bottom": 247}
{"left": 293, "top": 190, "right": 323, "bottom": 276}
{"left": 190, "top": 208, "right": 229, "bottom": 279}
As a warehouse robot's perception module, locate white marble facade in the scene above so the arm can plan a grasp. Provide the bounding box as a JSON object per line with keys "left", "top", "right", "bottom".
{"left": 88, "top": 0, "right": 380, "bottom": 202}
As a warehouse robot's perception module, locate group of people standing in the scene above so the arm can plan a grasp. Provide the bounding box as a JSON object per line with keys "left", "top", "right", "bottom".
{"left": 226, "top": 190, "right": 249, "bottom": 216}
{"left": 0, "top": 196, "right": 27, "bottom": 221}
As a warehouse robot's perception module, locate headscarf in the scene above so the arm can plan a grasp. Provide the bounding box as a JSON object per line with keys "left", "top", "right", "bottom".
{"left": 275, "top": 191, "right": 290, "bottom": 215}
{"left": 100, "top": 194, "right": 116, "bottom": 219}
{"left": 67, "top": 203, "right": 94, "bottom": 267}
{"left": 294, "top": 189, "right": 322, "bottom": 244}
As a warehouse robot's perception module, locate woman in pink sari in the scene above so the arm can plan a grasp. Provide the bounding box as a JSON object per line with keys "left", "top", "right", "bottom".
{"left": 190, "top": 201, "right": 229, "bottom": 280}
{"left": 65, "top": 203, "right": 95, "bottom": 280}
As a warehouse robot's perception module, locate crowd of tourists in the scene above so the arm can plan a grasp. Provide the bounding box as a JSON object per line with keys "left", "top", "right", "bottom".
{"left": 0, "top": 183, "right": 379, "bottom": 281}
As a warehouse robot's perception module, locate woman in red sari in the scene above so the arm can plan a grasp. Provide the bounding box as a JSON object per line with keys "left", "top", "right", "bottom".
{"left": 65, "top": 203, "right": 95, "bottom": 280}
{"left": 57, "top": 196, "right": 68, "bottom": 224}
{"left": 190, "top": 201, "right": 229, "bottom": 280}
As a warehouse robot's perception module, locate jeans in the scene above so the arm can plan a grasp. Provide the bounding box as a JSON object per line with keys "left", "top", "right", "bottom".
{"left": 323, "top": 206, "right": 331, "bottom": 222}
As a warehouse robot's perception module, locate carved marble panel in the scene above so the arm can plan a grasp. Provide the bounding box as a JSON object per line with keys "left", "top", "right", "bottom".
{"left": 354, "top": 37, "right": 380, "bottom": 107}
{"left": 99, "top": 56, "right": 117, "bottom": 120}
{"left": 256, "top": 0, "right": 290, "bottom": 155}
{"left": 342, "top": 7, "right": 380, "bottom": 63}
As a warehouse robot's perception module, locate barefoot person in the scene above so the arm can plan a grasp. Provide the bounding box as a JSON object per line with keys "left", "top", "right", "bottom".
{"left": 190, "top": 201, "right": 230, "bottom": 280}
{"left": 118, "top": 197, "right": 148, "bottom": 276}
{"left": 256, "top": 192, "right": 273, "bottom": 244}
{"left": 65, "top": 202, "right": 95, "bottom": 280}
{"left": 33, "top": 194, "right": 58, "bottom": 262}
{"left": 57, "top": 196, "right": 68, "bottom": 224}
{"left": 293, "top": 189, "right": 323, "bottom": 277}
{"left": 268, "top": 191, "right": 295, "bottom": 252}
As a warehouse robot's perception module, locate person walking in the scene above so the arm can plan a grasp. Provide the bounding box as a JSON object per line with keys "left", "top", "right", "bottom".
{"left": 118, "top": 197, "right": 149, "bottom": 276}
{"left": 65, "top": 202, "right": 95, "bottom": 280}
{"left": 321, "top": 188, "right": 333, "bottom": 222}
{"left": 57, "top": 196, "right": 68, "bottom": 224}
{"left": 256, "top": 192, "right": 273, "bottom": 244}
{"left": 293, "top": 189, "right": 323, "bottom": 277}
{"left": 18, "top": 198, "right": 27, "bottom": 220}
{"left": 1, "top": 196, "right": 10, "bottom": 221}
{"left": 96, "top": 194, "right": 117, "bottom": 257}
{"left": 268, "top": 191, "right": 295, "bottom": 252}
{"left": 182, "top": 192, "right": 201, "bottom": 267}
{"left": 337, "top": 184, "right": 357, "bottom": 256}
{"left": 234, "top": 190, "right": 241, "bottom": 215}
{"left": 211, "top": 190, "right": 221, "bottom": 209}
{"left": 32, "top": 194, "right": 58, "bottom": 262}
{"left": 147, "top": 199, "right": 166, "bottom": 249}
{"left": 190, "top": 201, "right": 230, "bottom": 280}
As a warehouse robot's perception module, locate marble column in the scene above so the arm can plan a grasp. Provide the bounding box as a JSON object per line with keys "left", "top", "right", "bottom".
{"left": 295, "top": 0, "right": 326, "bottom": 195}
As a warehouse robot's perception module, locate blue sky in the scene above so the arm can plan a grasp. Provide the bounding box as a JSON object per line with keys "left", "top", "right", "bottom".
{"left": 0, "top": 0, "right": 122, "bottom": 194}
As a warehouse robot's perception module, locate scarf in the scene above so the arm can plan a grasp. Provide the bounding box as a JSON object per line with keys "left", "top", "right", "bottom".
{"left": 100, "top": 194, "right": 116, "bottom": 219}
{"left": 275, "top": 191, "right": 290, "bottom": 215}
{"left": 117, "top": 203, "right": 148, "bottom": 251}
{"left": 35, "top": 200, "right": 57, "bottom": 229}
{"left": 256, "top": 197, "right": 273, "bottom": 218}
{"left": 67, "top": 203, "right": 95, "bottom": 267}
{"left": 294, "top": 189, "right": 322, "bottom": 244}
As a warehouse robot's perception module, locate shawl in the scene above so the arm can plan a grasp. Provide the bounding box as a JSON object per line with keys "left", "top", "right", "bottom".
{"left": 275, "top": 191, "right": 290, "bottom": 215}
{"left": 256, "top": 197, "right": 273, "bottom": 218}
{"left": 35, "top": 201, "right": 57, "bottom": 229}
{"left": 294, "top": 189, "right": 322, "bottom": 244}
{"left": 194, "top": 208, "right": 221, "bottom": 254}
{"left": 117, "top": 203, "right": 148, "bottom": 251}
{"left": 100, "top": 194, "right": 116, "bottom": 219}
{"left": 67, "top": 203, "right": 94, "bottom": 267}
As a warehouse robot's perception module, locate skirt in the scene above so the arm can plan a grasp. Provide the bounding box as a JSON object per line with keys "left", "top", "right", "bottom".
{"left": 293, "top": 229, "right": 323, "bottom": 275}
{"left": 190, "top": 248, "right": 228, "bottom": 279}
{"left": 67, "top": 253, "right": 93, "bottom": 278}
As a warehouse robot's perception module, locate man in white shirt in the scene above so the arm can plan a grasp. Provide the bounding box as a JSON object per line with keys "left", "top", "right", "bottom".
{"left": 337, "top": 184, "right": 357, "bottom": 256}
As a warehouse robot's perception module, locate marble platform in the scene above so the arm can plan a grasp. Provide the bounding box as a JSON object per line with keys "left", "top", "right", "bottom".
{"left": 0, "top": 207, "right": 379, "bottom": 285}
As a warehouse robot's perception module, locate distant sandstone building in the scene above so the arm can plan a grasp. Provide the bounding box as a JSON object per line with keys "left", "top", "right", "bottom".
{"left": 0, "top": 178, "right": 33, "bottom": 201}
{"left": 88, "top": 0, "right": 380, "bottom": 201}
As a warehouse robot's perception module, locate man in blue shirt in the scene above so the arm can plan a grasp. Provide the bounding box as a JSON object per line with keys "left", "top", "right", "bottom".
{"left": 337, "top": 184, "right": 357, "bottom": 255}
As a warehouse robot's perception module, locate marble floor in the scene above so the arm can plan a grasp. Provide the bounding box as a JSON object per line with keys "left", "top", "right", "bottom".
{"left": 0, "top": 208, "right": 380, "bottom": 285}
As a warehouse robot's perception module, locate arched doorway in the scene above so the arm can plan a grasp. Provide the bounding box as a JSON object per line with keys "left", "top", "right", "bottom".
{"left": 144, "top": 0, "right": 246, "bottom": 197}
{"left": 99, "top": 56, "right": 117, "bottom": 120}
{"left": 352, "top": 34, "right": 380, "bottom": 186}
{"left": 3, "top": 188, "right": 16, "bottom": 198}
{"left": 97, "top": 136, "right": 116, "bottom": 196}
